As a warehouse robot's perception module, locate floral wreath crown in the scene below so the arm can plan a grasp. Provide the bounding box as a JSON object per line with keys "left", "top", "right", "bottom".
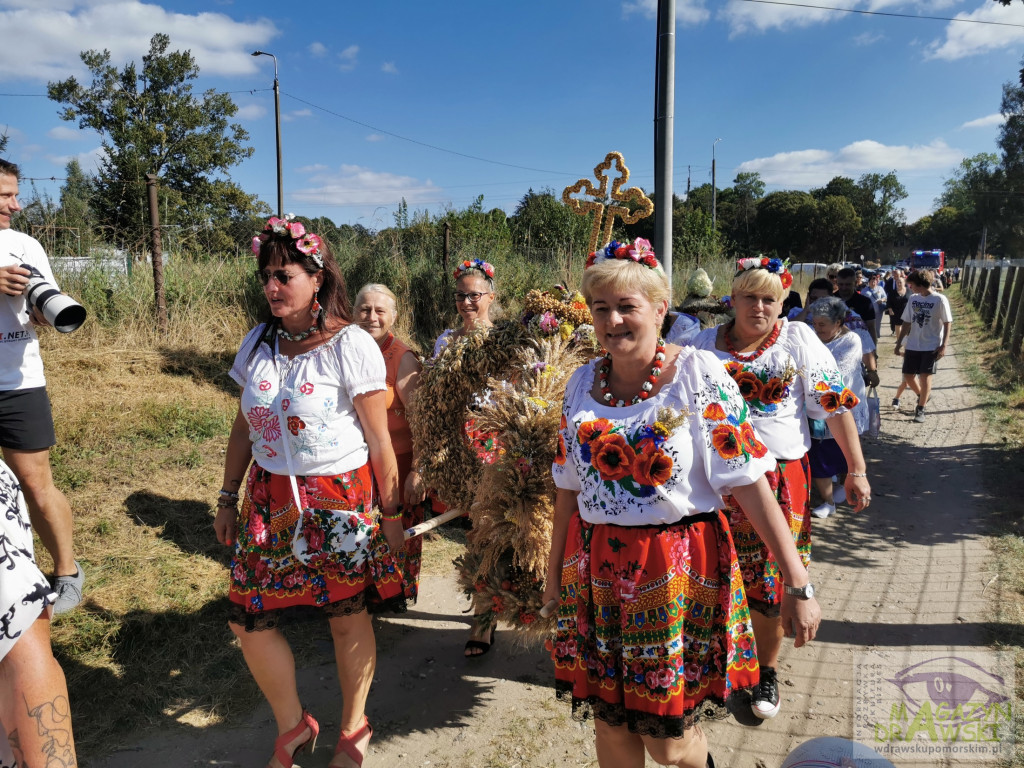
{"left": 585, "top": 238, "right": 662, "bottom": 272}
{"left": 735, "top": 256, "right": 793, "bottom": 290}
{"left": 252, "top": 214, "right": 324, "bottom": 268}
{"left": 453, "top": 258, "right": 495, "bottom": 281}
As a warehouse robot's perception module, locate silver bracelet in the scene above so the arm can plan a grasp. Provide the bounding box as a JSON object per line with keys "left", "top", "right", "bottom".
{"left": 848, "top": 472, "right": 867, "bottom": 478}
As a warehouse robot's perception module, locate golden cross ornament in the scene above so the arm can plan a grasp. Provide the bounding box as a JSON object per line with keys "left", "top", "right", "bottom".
{"left": 562, "top": 151, "right": 654, "bottom": 254}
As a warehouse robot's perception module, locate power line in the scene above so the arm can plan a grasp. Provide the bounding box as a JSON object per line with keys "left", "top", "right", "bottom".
{"left": 736, "top": 0, "right": 1024, "bottom": 28}
{"left": 280, "top": 91, "right": 575, "bottom": 177}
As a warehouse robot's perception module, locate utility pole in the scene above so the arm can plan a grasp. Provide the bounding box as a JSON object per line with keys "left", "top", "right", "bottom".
{"left": 712, "top": 138, "right": 722, "bottom": 231}
{"left": 145, "top": 174, "right": 168, "bottom": 334}
{"left": 654, "top": 0, "right": 675, "bottom": 285}
{"left": 252, "top": 50, "right": 284, "bottom": 217}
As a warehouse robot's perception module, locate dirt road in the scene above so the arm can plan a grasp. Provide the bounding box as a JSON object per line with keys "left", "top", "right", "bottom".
{"left": 90, "top": 334, "right": 1000, "bottom": 768}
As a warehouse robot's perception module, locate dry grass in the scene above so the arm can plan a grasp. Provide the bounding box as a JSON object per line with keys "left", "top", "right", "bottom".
{"left": 947, "top": 287, "right": 1024, "bottom": 768}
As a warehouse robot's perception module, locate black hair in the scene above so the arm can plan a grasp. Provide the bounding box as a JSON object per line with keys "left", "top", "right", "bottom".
{"left": 0, "top": 159, "right": 20, "bottom": 179}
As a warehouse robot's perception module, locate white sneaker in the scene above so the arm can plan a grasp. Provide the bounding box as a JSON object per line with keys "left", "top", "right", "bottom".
{"left": 811, "top": 502, "right": 835, "bottom": 519}
{"left": 833, "top": 485, "right": 846, "bottom": 505}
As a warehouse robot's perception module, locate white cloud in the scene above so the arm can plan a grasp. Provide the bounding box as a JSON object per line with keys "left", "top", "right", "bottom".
{"left": 853, "top": 31, "right": 884, "bottom": 47}
{"left": 47, "top": 125, "right": 87, "bottom": 141}
{"left": 381, "top": 61, "right": 398, "bottom": 75}
{"left": 338, "top": 44, "right": 359, "bottom": 72}
{"left": 960, "top": 113, "right": 1006, "bottom": 129}
{"left": 622, "top": 0, "right": 710, "bottom": 25}
{"left": 281, "top": 108, "right": 312, "bottom": 123}
{"left": 234, "top": 103, "right": 267, "bottom": 121}
{"left": 0, "top": 0, "right": 278, "bottom": 83}
{"left": 736, "top": 138, "right": 963, "bottom": 188}
{"left": 366, "top": 134, "right": 385, "bottom": 142}
{"left": 309, "top": 41, "right": 327, "bottom": 57}
{"left": 291, "top": 164, "right": 441, "bottom": 207}
{"left": 47, "top": 145, "right": 106, "bottom": 173}
{"left": 296, "top": 164, "right": 329, "bottom": 173}
{"left": 927, "top": 3, "right": 1024, "bottom": 60}
{"left": 718, "top": 0, "right": 836, "bottom": 36}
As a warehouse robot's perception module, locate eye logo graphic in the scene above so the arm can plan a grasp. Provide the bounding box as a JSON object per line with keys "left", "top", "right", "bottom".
{"left": 887, "top": 656, "right": 1008, "bottom": 724}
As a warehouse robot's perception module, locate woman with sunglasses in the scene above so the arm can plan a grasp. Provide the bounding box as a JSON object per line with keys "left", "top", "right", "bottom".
{"left": 214, "top": 216, "right": 405, "bottom": 768}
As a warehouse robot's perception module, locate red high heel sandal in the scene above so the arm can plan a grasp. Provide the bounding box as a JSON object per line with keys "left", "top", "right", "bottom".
{"left": 271, "top": 708, "right": 319, "bottom": 768}
{"left": 331, "top": 715, "right": 372, "bottom": 767}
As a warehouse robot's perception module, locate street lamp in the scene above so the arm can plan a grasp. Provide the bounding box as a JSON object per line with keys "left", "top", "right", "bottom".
{"left": 252, "top": 50, "right": 283, "bottom": 217}
{"left": 712, "top": 137, "right": 722, "bottom": 231}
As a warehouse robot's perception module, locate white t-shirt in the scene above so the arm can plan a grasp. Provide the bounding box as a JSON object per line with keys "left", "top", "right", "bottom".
{"left": 229, "top": 324, "right": 386, "bottom": 476}
{"left": 692, "top": 320, "right": 857, "bottom": 461}
{"left": 552, "top": 347, "right": 776, "bottom": 525}
{"left": 900, "top": 292, "right": 952, "bottom": 352}
{"left": 823, "top": 331, "right": 868, "bottom": 437}
{"left": 0, "top": 230, "right": 57, "bottom": 391}
{"left": 432, "top": 328, "right": 456, "bottom": 359}
{"left": 664, "top": 312, "right": 700, "bottom": 346}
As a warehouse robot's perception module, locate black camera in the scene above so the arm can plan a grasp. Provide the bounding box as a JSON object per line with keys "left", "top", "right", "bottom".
{"left": 20, "top": 263, "right": 87, "bottom": 333}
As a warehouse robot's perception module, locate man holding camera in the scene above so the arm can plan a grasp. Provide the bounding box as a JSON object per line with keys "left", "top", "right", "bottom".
{"left": 0, "top": 159, "right": 83, "bottom": 614}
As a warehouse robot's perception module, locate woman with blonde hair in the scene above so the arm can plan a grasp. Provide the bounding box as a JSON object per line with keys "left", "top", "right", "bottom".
{"left": 543, "top": 240, "right": 820, "bottom": 768}
{"left": 692, "top": 257, "right": 870, "bottom": 721}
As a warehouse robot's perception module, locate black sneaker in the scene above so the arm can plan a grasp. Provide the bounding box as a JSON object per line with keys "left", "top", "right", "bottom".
{"left": 751, "top": 665, "right": 780, "bottom": 719}
{"left": 891, "top": 398, "right": 900, "bottom": 411}
{"left": 914, "top": 406, "right": 925, "bottom": 423}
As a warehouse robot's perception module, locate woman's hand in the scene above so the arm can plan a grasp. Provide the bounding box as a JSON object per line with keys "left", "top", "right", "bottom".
{"left": 381, "top": 517, "right": 405, "bottom": 556}
{"left": 214, "top": 505, "right": 237, "bottom": 547}
{"left": 780, "top": 593, "right": 821, "bottom": 648}
{"left": 404, "top": 470, "right": 426, "bottom": 505}
{"left": 844, "top": 473, "right": 872, "bottom": 512}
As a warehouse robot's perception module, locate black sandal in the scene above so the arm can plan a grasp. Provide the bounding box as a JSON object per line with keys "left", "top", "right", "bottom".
{"left": 464, "top": 626, "right": 496, "bottom": 658}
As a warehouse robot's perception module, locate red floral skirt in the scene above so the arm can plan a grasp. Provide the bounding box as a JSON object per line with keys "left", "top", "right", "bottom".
{"left": 228, "top": 462, "right": 405, "bottom": 631}
{"left": 721, "top": 455, "right": 811, "bottom": 616}
{"left": 551, "top": 511, "right": 759, "bottom": 738}
{"left": 395, "top": 451, "right": 446, "bottom": 603}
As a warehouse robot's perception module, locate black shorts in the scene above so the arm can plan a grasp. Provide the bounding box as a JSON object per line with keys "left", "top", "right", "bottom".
{"left": 0, "top": 387, "right": 57, "bottom": 451}
{"left": 902, "top": 349, "right": 939, "bottom": 376}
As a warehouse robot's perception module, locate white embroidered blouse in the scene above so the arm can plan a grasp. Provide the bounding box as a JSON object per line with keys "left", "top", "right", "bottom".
{"left": 230, "top": 324, "right": 386, "bottom": 476}
{"left": 691, "top": 319, "right": 857, "bottom": 461}
{"left": 552, "top": 347, "right": 776, "bottom": 526}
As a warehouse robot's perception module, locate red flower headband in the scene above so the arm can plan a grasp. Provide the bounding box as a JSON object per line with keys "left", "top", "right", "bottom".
{"left": 453, "top": 258, "right": 495, "bottom": 280}
{"left": 252, "top": 214, "right": 325, "bottom": 268}
{"left": 585, "top": 238, "right": 662, "bottom": 271}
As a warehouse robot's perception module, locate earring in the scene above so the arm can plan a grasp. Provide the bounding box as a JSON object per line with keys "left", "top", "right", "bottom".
{"left": 311, "top": 296, "right": 322, "bottom": 319}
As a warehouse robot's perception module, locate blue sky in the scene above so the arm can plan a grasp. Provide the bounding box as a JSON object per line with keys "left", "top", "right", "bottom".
{"left": 1, "top": 0, "right": 1023, "bottom": 229}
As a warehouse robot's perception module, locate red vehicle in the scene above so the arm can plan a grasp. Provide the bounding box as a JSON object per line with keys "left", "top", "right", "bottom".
{"left": 909, "top": 249, "right": 945, "bottom": 275}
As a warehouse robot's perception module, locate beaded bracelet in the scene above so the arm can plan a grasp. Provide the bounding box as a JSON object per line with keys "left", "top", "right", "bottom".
{"left": 848, "top": 472, "right": 868, "bottom": 477}
{"left": 216, "top": 500, "right": 238, "bottom": 509}
{"left": 381, "top": 510, "right": 403, "bottom": 521}
{"left": 219, "top": 489, "right": 239, "bottom": 500}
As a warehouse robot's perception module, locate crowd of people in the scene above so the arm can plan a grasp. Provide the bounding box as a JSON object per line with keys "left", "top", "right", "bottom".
{"left": 0, "top": 149, "right": 957, "bottom": 767}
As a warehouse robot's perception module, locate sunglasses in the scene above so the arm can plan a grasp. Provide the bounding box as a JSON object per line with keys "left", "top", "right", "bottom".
{"left": 255, "top": 269, "right": 301, "bottom": 286}
{"left": 454, "top": 291, "right": 490, "bottom": 303}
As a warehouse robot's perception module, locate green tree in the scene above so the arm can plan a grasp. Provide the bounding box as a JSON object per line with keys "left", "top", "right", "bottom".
{"left": 855, "top": 171, "right": 908, "bottom": 250}
{"left": 47, "top": 33, "right": 264, "bottom": 256}
{"left": 934, "top": 153, "right": 1002, "bottom": 257}
{"left": 55, "top": 158, "right": 95, "bottom": 256}
{"left": 998, "top": 57, "right": 1024, "bottom": 250}
{"left": 509, "top": 188, "right": 592, "bottom": 252}
{"left": 811, "top": 196, "right": 861, "bottom": 260}
{"left": 729, "top": 171, "right": 765, "bottom": 255}
{"left": 755, "top": 190, "right": 816, "bottom": 258}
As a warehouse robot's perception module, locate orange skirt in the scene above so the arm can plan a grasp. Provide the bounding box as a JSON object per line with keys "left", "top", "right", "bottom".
{"left": 228, "top": 462, "right": 405, "bottom": 631}
{"left": 552, "top": 511, "right": 759, "bottom": 738}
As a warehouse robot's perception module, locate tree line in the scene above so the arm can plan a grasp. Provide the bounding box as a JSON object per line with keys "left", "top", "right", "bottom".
{"left": 6, "top": 32, "right": 1024, "bottom": 266}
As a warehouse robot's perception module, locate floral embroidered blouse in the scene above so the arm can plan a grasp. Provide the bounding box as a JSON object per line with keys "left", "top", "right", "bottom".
{"left": 552, "top": 347, "right": 776, "bottom": 526}
{"left": 230, "top": 324, "right": 386, "bottom": 476}
{"left": 691, "top": 319, "right": 857, "bottom": 461}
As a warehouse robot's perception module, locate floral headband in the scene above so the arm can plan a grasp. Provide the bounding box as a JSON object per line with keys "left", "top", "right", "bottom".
{"left": 585, "top": 238, "right": 661, "bottom": 271}
{"left": 736, "top": 256, "right": 793, "bottom": 290}
{"left": 453, "top": 258, "right": 495, "bottom": 280}
{"left": 252, "top": 214, "right": 325, "bottom": 268}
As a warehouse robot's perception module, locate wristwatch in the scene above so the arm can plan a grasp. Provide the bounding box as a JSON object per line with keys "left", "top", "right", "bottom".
{"left": 784, "top": 582, "right": 815, "bottom": 599}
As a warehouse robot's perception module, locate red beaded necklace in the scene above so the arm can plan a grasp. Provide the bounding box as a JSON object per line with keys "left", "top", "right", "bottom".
{"left": 724, "top": 320, "right": 781, "bottom": 362}
{"left": 598, "top": 338, "right": 667, "bottom": 407}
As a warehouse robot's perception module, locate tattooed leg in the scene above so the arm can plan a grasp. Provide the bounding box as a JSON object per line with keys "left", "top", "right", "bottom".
{"left": 0, "top": 614, "right": 77, "bottom": 768}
